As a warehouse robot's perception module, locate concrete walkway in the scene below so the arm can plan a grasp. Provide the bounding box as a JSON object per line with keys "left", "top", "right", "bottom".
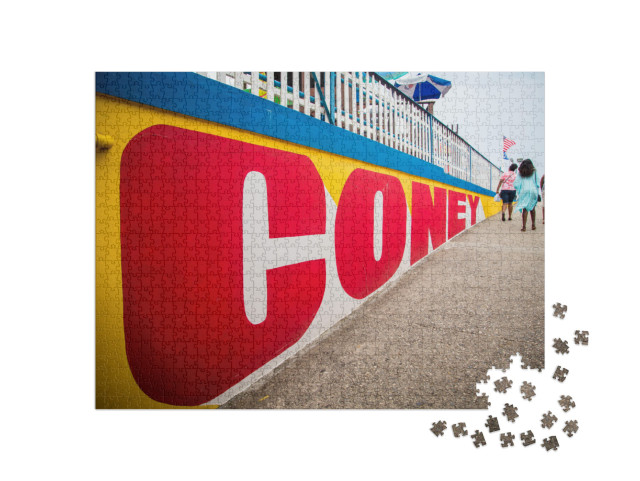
{"left": 222, "top": 212, "right": 544, "bottom": 409}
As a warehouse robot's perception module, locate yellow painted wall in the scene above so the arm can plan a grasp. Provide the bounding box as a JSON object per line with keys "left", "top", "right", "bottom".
{"left": 96, "top": 93, "right": 502, "bottom": 408}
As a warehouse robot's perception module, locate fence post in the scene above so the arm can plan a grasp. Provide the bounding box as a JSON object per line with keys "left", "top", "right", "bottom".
{"left": 267, "top": 72, "right": 275, "bottom": 102}
{"left": 330, "top": 72, "right": 336, "bottom": 124}
{"left": 292, "top": 72, "right": 300, "bottom": 111}
{"left": 446, "top": 135, "right": 449, "bottom": 173}
{"left": 303, "top": 72, "right": 310, "bottom": 116}
{"left": 429, "top": 114, "right": 434, "bottom": 164}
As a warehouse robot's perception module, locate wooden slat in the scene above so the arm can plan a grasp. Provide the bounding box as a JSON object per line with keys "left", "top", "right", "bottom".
{"left": 360, "top": 73, "right": 366, "bottom": 137}
{"left": 418, "top": 109, "right": 423, "bottom": 158}
{"left": 345, "top": 72, "right": 350, "bottom": 129}
{"left": 403, "top": 98, "right": 408, "bottom": 154}
{"left": 369, "top": 74, "right": 376, "bottom": 141}
{"left": 388, "top": 91, "right": 396, "bottom": 149}
{"left": 313, "top": 72, "right": 321, "bottom": 120}
{"left": 292, "top": 72, "right": 300, "bottom": 111}
{"left": 425, "top": 112, "right": 429, "bottom": 161}
{"left": 251, "top": 72, "right": 259, "bottom": 96}
{"left": 376, "top": 80, "right": 383, "bottom": 144}
{"left": 405, "top": 99, "right": 410, "bottom": 154}
{"left": 382, "top": 84, "right": 388, "bottom": 146}
{"left": 281, "top": 71, "right": 288, "bottom": 107}
{"left": 266, "top": 72, "right": 275, "bottom": 102}
{"left": 407, "top": 102, "right": 412, "bottom": 155}
{"left": 358, "top": 72, "right": 369, "bottom": 137}
{"left": 373, "top": 75, "right": 378, "bottom": 140}
{"left": 335, "top": 72, "right": 342, "bottom": 128}
{"left": 348, "top": 72, "right": 354, "bottom": 132}
{"left": 410, "top": 102, "right": 415, "bottom": 157}
{"left": 397, "top": 95, "right": 402, "bottom": 152}
{"left": 410, "top": 103, "right": 415, "bottom": 157}
{"left": 400, "top": 97, "right": 404, "bottom": 151}
{"left": 367, "top": 74, "right": 372, "bottom": 139}
{"left": 423, "top": 111, "right": 428, "bottom": 160}
{"left": 324, "top": 72, "right": 332, "bottom": 123}
{"left": 343, "top": 73, "right": 350, "bottom": 131}
{"left": 386, "top": 90, "right": 390, "bottom": 145}
{"left": 422, "top": 112, "right": 427, "bottom": 160}
{"left": 350, "top": 73, "right": 357, "bottom": 133}
{"left": 391, "top": 90, "right": 397, "bottom": 150}
{"left": 303, "top": 72, "right": 310, "bottom": 116}
{"left": 417, "top": 109, "right": 421, "bottom": 158}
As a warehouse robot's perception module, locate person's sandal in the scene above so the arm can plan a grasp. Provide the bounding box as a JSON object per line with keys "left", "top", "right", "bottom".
{"left": 521, "top": 227, "right": 526, "bottom": 232}
{"left": 532, "top": 225, "right": 536, "bottom": 230}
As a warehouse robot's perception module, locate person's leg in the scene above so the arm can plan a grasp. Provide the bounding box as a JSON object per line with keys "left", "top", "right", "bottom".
{"left": 542, "top": 203, "right": 545, "bottom": 224}
{"left": 508, "top": 203, "right": 513, "bottom": 220}
{"left": 531, "top": 208, "right": 536, "bottom": 230}
{"left": 502, "top": 202, "right": 506, "bottom": 220}
{"left": 521, "top": 210, "right": 528, "bottom": 231}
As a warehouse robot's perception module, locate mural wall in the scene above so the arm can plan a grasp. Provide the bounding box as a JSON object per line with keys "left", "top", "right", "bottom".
{"left": 96, "top": 73, "right": 501, "bottom": 408}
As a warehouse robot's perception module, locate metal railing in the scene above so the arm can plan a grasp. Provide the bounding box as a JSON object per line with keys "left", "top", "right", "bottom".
{"left": 197, "top": 71, "right": 502, "bottom": 190}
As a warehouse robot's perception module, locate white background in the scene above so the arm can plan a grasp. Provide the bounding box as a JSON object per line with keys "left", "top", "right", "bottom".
{"left": 1, "top": 1, "right": 639, "bottom": 480}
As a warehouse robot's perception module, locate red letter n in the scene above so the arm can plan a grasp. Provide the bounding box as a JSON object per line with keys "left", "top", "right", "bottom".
{"left": 410, "top": 182, "right": 446, "bottom": 265}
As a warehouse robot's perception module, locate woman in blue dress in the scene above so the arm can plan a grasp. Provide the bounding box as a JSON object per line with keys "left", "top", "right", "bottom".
{"left": 513, "top": 159, "right": 540, "bottom": 232}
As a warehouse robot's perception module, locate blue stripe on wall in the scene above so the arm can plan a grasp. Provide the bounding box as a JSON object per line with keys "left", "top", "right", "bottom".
{"left": 96, "top": 72, "right": 495, "bottom": 197}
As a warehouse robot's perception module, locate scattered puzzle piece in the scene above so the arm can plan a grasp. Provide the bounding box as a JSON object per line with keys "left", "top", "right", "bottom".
{"left": 552, "top": 303, "right": 567, "bottom": 319}
{"left": 559, "top": 395, "right": 576, "bottom": 412}
{"left": 471, "top": 430, "right": 486, "bottom": 448}
{"left": 485, "top": 415, "right": 500, "bottom": 433}
{"left": 552, "top": 366, "right": 569, "bottom": 382}
{"left": 553, "top": 338, "right": 569, "bottom": 354}
{"left": 500, "top": 432, "right": 515, "bottom": 447}
{"left": 563, "top": 420, "right": 579, "bottom": 437}
{"left": 541, "top": 436, "right": 559, "bottom": 451}
{"left": 520, "top": 430, "right": 536, "bottom": 447}
{"left": 541, "top": 411, "right": 558, "bottom": 429}
{"left": 452, "top": 423, "right": 468, "bottom": 438}
{"left": 574, "top": 330, "right": 589, "bottom": 345}
{"left": 494, "top": 376, "right": 513, "bottom": 393}
{"left": 431, "top": 421, "right": 447, "bottom": 437}
{"left": 502, "top": 403, "right": 519, "bottom": 422}
{"left": 520, "top": 381, "right": 536, "bottom": 401}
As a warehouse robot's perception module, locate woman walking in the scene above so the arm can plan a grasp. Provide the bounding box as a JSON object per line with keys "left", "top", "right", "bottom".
{"left": 514, "top": 159, "right": 541, "bottom": 231}
{"left": 496, "top": 163, "right": 518, "bottom": 221}
{"left": 540, "top": 174, "right": 545, "bottom": 224}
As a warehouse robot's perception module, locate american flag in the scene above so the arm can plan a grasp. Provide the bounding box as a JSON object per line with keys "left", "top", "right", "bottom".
{"left": 503, "top": 136, "right": 516, "bottom": 152}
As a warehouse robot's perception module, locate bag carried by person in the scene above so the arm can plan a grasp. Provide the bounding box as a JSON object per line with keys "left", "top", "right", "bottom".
{"left": 494, "top": 193, "right": 501, "bottom": 202}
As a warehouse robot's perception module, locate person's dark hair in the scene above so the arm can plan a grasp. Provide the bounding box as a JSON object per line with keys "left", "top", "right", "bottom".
{"left": 509, "top": 163, "right": 518, "bottom": 172}
{"left": 518, "top": 159, "right": 535, "bottom": 178}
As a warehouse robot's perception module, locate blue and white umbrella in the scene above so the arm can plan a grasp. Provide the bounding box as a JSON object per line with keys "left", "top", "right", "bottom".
{"left": 393, "top": 72, "right": 452, "bottom": 101}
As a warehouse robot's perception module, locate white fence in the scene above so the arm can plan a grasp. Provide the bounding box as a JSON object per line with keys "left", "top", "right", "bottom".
{"left": 198, "top": 71, "right": 502, "bottom": 191}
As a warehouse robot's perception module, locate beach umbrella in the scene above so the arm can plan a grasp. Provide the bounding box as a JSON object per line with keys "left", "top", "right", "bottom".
{"left": 376, "top": 72, "right": 408, "bottom": 82}
{"left": 393, "top": 72, "right": 452, "bottom": 101}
